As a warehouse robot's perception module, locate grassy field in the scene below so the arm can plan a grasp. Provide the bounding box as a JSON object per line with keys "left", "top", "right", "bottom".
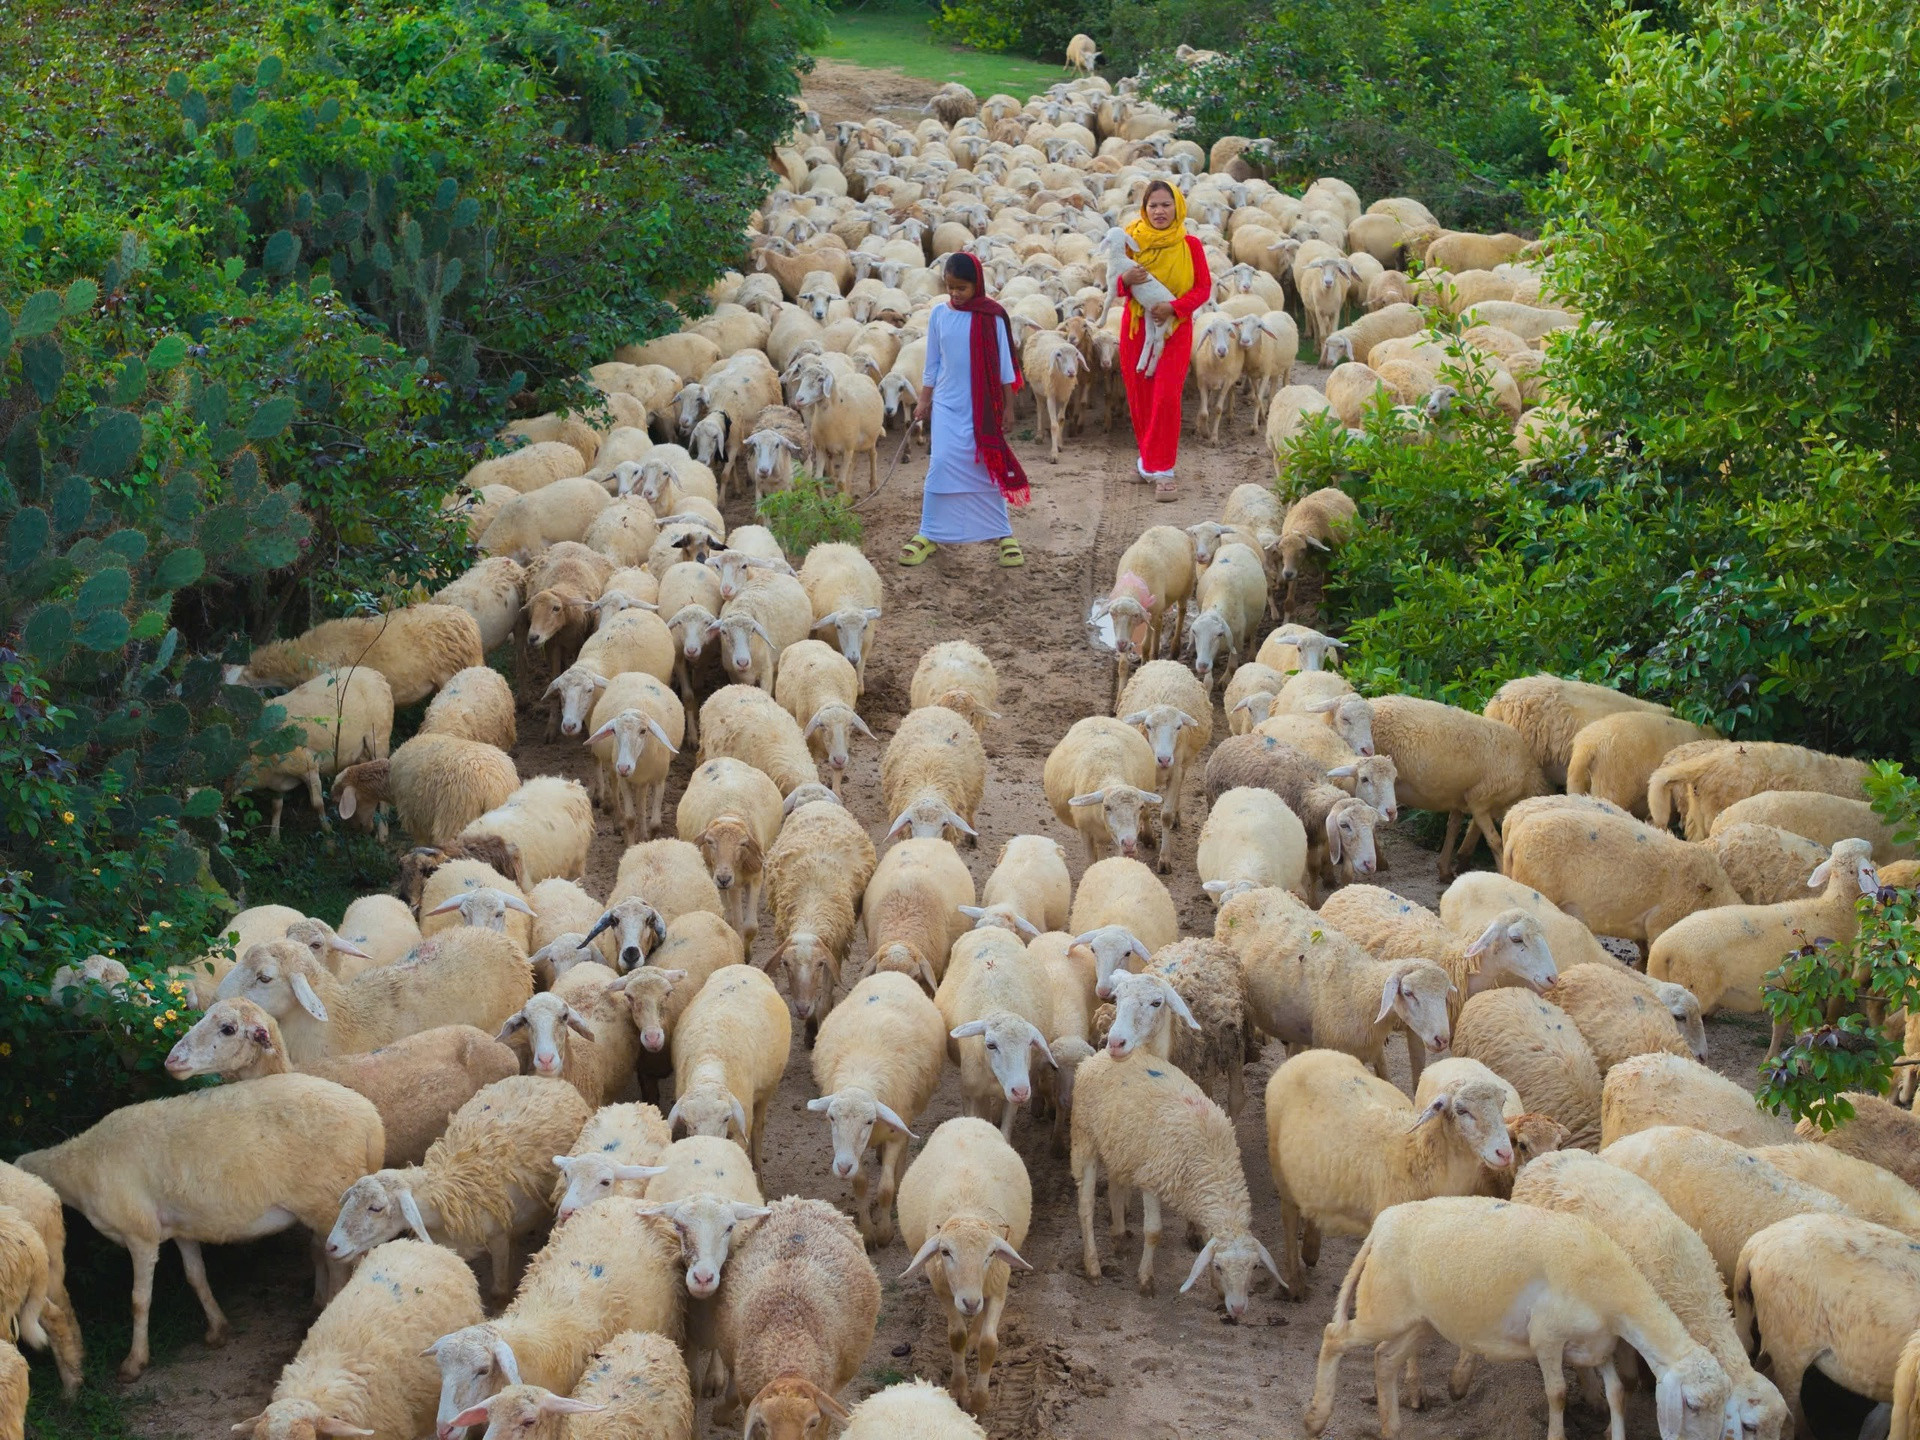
{"left": 820, "top": 0, "right": 1067, "bottom": 95}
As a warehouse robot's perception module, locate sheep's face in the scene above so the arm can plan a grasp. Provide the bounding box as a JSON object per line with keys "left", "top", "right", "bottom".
{"left": 649, "top": 1195, "right": 768, "bottom": 1298}
{"left": 688, "top": 414, "right": 727, "bottom": 469}
{"left": 165, "top": 999, "right": 271, "bottom": 1078}
{"left": 809, "top": 1088, "right": 880, "bottom": 1180}
{"left": 1726, "top": 1373, "right": 1790, "bottom": 1440}
{"left": 1080, "top": 926, "right": 1152, "bottom": 999}
{"left": 592, "top": 897, "right": 668, "bottom": 974}
{"left": 743, "top": 430, "right": 798, "bottom": 483}
{"left": 878, "top": 373, "right": 913, "bottom": 420}
{"left": 952, "top": 1014, "right": 1051, "bottom": 1107}
{"left": 216, "top": 941, "right": 326, "bottom": 1025}
{"left": 1290, "top": 632, "right": 1339, "bottom": 671}
{"left": 1324, "top": 802, "right": 1379, "bottom": 881}
{"left": 613, "top": 966, "right": 681, "bottom": 1051}
{"left": 553, "top": 1154, "right": 667, "bottom": 1223}
{"left": 1464, "top": 911, "right": 1556, "bottom": 993}
{"left": 283, "top": 918, "right": 371, "bottom": 972}
{"left": 706, "top": 551, "right": 758, "bottom": 602}
{"left": 1230, "top": 690, "right": 1276, "bottom": 733}
{"left": 1181, "top": 1232, "right": 1284, "bottom": 1320}
{"left": 242, "top": 1396, "right": 367, "bottom": 1440}
{"left": 670, "top": 384, "right": 706, "bottom": 435}
{"left": 517, "top": 992, "right": 593, "bottom": 1077}
{"left": 1123, "top": 704, "right": 1196, "bottom": 776}
{"left": 636, "top": 461, "right": 677, "bottom": 507}
{"left": 873, "top": 941, "right": 938, "bottom": 994}
{"left": 813, "top": 607, "right": 879, "bottom": 676}
{"left": 1381, "top": 961, "right": 1452, "bottom": 1056}
{"left": 696, "top": 817, "right": 762, "bottom": 895}
{"left": 802, "top": 702, "right": 867, "bottom": 781}
{"left": 1104, "top": 972, "right": 1196, "bottom": 1058}
{"left": 743, "top": 1377, "right": 847, "bottom": 1440}
{"left": 707, "top": 615, "right": 765, "bottom": 680}
{"left": 1349, "top": 756, "right": 1398, "bottom": 824}
{"left": 887, "top": 793, "right": 974, "bottom": 843}
{"left": 326, "top": 1174, "right": 411, "bottom": 1260}
{"left": 1444, "top": 1082, "right": 1516, "bottom": 1168}
{"left": 546, "top": 666, "right": 608, "bottom": 738}
{"left": 1275, "top": 532, "right": 1322, "bottom": 583}
{"left": 1329, "top": 696, "right": 1375, "bottom": 757}
{"left": 523, "top": 590, "right": 586, "bottom": 650}
{"left": 1650, "top": 980, "right": 1709, "bottom": 1061}
{"left": 1068, "top": 783, "right": 1161, "bottom": 859}
{"left": 1657, "top": 1347, "right": 1734, "bottom": 1440}
{"left": 666, "top": 605, "right": 716, "bottom": 663}
{"left": 670, "top": 1081, "right": 748, "bottom": 1144}
{"left": 428, "top": 1327, "right": 518, "bottom": 1440}
{"left": 590, "top": 708, "right": 675, "bottom": 781}
{"left": 903, "top": 1218, "right": 1027, "bottom": 1319}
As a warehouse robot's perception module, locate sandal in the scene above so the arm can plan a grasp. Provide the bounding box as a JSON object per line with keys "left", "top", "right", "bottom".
{"left": 898, "top": 535, "right": 937, "bottom": 566}
{"left": 998, "top": 536, "right": 1025, "bottom": 568}
{"left": 1154, "top": 475, "right": 1179, "bottom": 503}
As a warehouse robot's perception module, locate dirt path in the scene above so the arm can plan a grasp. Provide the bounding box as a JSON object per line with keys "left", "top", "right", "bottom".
{"left": 112, "top": 62, "right": 1780, "bottom": 1440}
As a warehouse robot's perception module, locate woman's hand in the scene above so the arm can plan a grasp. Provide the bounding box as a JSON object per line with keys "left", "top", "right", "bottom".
{"left": 1149, "top": 301, "right": 1174, "bottom": 324}
{"left": 913, "top": 391, "right": 932, "bottom": 426}
{"left": 1122, "top": 264, "right": 1150, "bottom": 287}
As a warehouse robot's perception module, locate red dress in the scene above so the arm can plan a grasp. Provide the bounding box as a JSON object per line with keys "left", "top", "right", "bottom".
{"left": 1117, "top": 236, "right": 1213, "bottom": 474}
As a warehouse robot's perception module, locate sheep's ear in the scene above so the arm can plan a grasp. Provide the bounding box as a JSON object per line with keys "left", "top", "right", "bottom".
{"left": 873, "top": 1100, "right": 917, "bottom": 1138}
{"left": 291, "top": 972, "right": 330, "bottom": 1022}
{"left": 958, "top": 905, "right": 988, "bottom": 920}
{"left": 335, "top": 785, "right": 358, "bottom": 820}
{"left": 1405, "top": 1095, "right": 1448, "bottom": 1132}
{"left": 1807, "top": 857, "right": 1833, "bottom": 888}
{"left": 806, "top": 1094, "right": 835, "bottom": 1112}
{"left": 496, "top": 1013, "right": 528, "bottom": 1041}
{"left": 444, "top": 1405, "right": 495, "bottom": 1432}
{"left": 992, "top": 1236, "right": 1034, "bottom": 1271}
{"left": 1255, "top": 1239, "right": 1288, "bottom": 1290}
{"left": 424, "top": 895, "right": 468, "bottom": 917}
{"left": 314, "top": 1419, "right": 376, "bottom": 1436}
{"left": 1179, "top": 1239, "right": 1217, "bottom": 1294}
{"left": 1375, "top": 973, "right": 1404, "bottom": 1023}
{"left": 489, "top": 1338, "right": 522, "bottom": 1386}
{"left": 1068, "top": 789, "right": 1107, "bottom": 808}
{"left": 729, "top": 1096, "right": 749, "bottom": 1140}
{"left": 1462, "top": 918, "right": 1506, "bottom": 962}
{"left": 1305, "top": 535, "right": 1330, "bottom": 552}
{"left": 1300, "top": 696, "right": 1341, "bottom": 714}
{"left": 1326, "top": 763, "right": 1357, "bottom": 779}
{"left": 397, "top": 1187, "right": 433, "bottom": 1243}
{"left": 899, "top": 1233, "right": 942, "bottom": 1281}
{"left": 950, "top": 1020, "right": 988, "bottom": 1040}
{"left": 1166, "top": 986, "right": 1202, "bottom": 1032}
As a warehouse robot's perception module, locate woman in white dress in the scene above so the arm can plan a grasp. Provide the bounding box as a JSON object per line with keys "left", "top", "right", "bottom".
{"left": 900, "top": 252, "right": 1029, "bottom": 567}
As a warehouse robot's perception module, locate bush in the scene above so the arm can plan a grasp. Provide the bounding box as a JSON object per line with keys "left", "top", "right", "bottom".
{"left": 931, "top": 0, "right": 1257, "bottom": 71}
{"left": 756, "top": 469, "right": 865, "bottom": 557}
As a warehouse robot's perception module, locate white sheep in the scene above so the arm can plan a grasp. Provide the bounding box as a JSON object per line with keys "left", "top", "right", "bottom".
{"left": 496, "top": 959, "right": 637, "bottom": 1107}
{"left": 909, "top": 639, "right": 1001, "bottom": 732}
{"left": 551, "top": 1102, "right": 673, "bottom": 1221}
{"left": 1439, "top": 870, "right": 1620, "bottom": 970}
{"left": 697, "top": 683, "right": 819, "bottom": 795}
{"left": 1098, "top": 227, "right": 1175, "bottom": 375}
{"left": 897, "top": 1118, "right": 1033, "bottom": 1414}
{"left": 668, "top": 964, "right": 791, "bottom": 1173}
{"left": 1184, "top": 542, "right": 1267, "bottom": 691}
{"left": 1543, "top": 963, "right": 1706, "bottom": 1070}
{"left": 1366, "top": 693, "right": 1549, "bottom": 877}
{"left": 675, "top": 755, "right": 785, "bottom": 945}
{"left": 1043, "top": 715, "right": 1162, "bottom": 865}
{"left": 841, "top": 1380, "right": 987, "bottom": 1439}
{"left": 443, "top": 1331, "right": 693, "bottom": 1440}
{"left": 228, "top": 603, "right": 483, "bottom": 705}
{"left": 862, "top": 835, "right": 975, "bottom": 995}
{"left": 587, "top": 672, "right": 686, "bottom": 843}
{"left": 881, "top": 704, "right": 988, "bottom": 844}
{"left": 0, "top": 1164, "right": 80, "bottom": 1398}
{"left": 1599, "top": 1052, "right": 1794, "bottom": 1149}
{"left": 380, "top": 732, "right": 520, "bottom": 847}
{"left": 1565, "top": 710, "right": 1720, "bottom": 816}
{"left": 1116, "top": 659, "right": 1212, "bottom": 845}
{"left": 1197, "top": 787, "right": 1307, "bottom": 904}
{"left": 608, "top": 917, "right": 743, "bottom": 1106}
{"left": 457, "top": 775, "right": 593, "bottom": 887}
{"left": 1646, "top": 739, "right": 1870, "bottom": 839}
{"left": 1069, "top": 857, "right": 1179, "bottom": 972}
{"left": 936, "top": 928, "right": 1055, "bottom": 1138}
{"left": 707, "top": 571, "right": 810, "bottom": 691}
{"left": 1752, "top": 1142, "right": 1920, "bottom": 1238}
{"left": 1451, "top": 988, "right": 1603, "bottom": 1149}
{"left": 766, "top": 798, "right": 878, "bottom": 1035}
{"left": 789, "top": 358, "right": 885, "bottom": 496}
{"left": 797, "top": 541, "right": 884, "bottom": 689}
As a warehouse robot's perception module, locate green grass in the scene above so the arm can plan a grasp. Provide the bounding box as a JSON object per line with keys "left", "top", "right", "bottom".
{"left": 820, "top": 0, "right": 1067, "bottom": 97}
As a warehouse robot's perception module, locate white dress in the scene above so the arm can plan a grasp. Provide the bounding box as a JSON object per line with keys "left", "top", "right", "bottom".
{"left": 918, "top": 301, "right": 1018, "bottom": 543}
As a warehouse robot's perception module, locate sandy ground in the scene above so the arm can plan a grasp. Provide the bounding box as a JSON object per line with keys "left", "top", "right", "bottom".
{"left": 100, "top": 61, "right": 1787, "bottom": 1440}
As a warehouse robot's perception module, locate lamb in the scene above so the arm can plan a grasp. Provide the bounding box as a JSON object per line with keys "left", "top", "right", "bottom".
{"left": 1215, "top": 885, "right": 1452, "bottom": 1078}
{"left": 1451, "top": 989, "right": 1603, "bottom": 1149}
{"left": 1565, "top": 710, "right": 1719, "bottom": 815}
{"left": 1712, "top": 789, "right": 1913, "bottom": 863}
{"left": 455, "top": 776, "right": 593, "bottom": 890}
{"left": 808, "top": 971, "right": 947, "bottom": 1247}
{"left": 1601, "top": 1125, "right": 1850, "bottom": 1285}
{"left": 1366, "top": 693, "right": 1550, "bottom": 877}
{"left": 713, "top": 1198, "right": 879, "bottom": 1438}
{"left": 980, "top": 834, "right": 1072, "bottom": 935}
{"left": 909, "top": 639, "right": 1001, "bottom": 732}
{"left": 1070, "top": 1049, "right": 1283, "bottom": 1318}
{"left": 897, "top": 1118, "right": 1033, "bottom": 1414}
{"left": 419, "top": 663, "right": 516, "bottom": 751}
{"left": 1098, "top": 226, "right": 1175, "bottom": 375}
{"left": 1224, "top": 661, "right": 1286, "bottom": 734}
{"left": 1022, "top": 327, "right": 1084, "bottom": 460}
{"left": 1599, "top": 1052, "right": 1793, "bottom": 1150}
{"left": 1752, "top": 1143, "right": 1920, "bottom": 1238}
{"left": 325, "top": 1075, "right": 590, "bottom": 1298}
{"left": 443, "top": 1332, "right": 693, "bottom": 1440}
{"left": 1094, "top": 525, "right": 1195, "bottom": 684}
{"left": 215, "top": 931, "right": 532, "bottom": 1065}
{"left": 675, "top": 756, "right": 784, "bottom": 944}
{"left": 1069, "top": 856, "right": 1179, "bottom": 960}
{"left": 1479, "top": 674, "right": 1673, "bottom": 788}
{"left": 237, "top": 664, "right": 395, "bottom": 839}
{"left": 1198, "top": 786, "right": 1307, "bottom": 903}
{"left": 550, "top": 1103, "right": 673, "bottom": 1221}
{"left": 1734, "top": 1213, "right": 1920, "bottom": 1435}
{"left": 1647, "top": 837, "right": 1880, "bottom": 1015}
{"left": 1303, "top": 1197, "right": 1731, "bottom": 1440}
{"left": 1542, "top": 963, "right": 1705, "bottom": 1071}
{"left": 669, "top": 964, "right": 791, "bottom": 1173}
{"left": 0, "top": 1164, "right": 81, "bottom": 1398}
{"left": 697, "top": 684, "right": 820, "bottom": 795}
{"left": 1255, "top": 623, "right": 1346, "bottom": 677}
{"left": 842, "top": 1381, "right": 987, "bottom": 1440}
{"left": 1043, "top": 715, "right": 1162, "bottom": 865}
{"left": 1502, "top": 804, "right": 1743, "bottom": 946}
{"left": 165, "top": 1002, "right": 519, "bottom": 1166}
{"left": 766, "top": 798, "right": 878, "bottom": 1034}
{"left": 1202, "top": 734, "right": 1383, "bottom": 896}
{"left": 789, "top": 358, "right": 884, "bottom": 497}
{"left": 881, "top": 704, "right": 988, "bottom": 844}
{"left": 1797, "top": 1092, "right": 1920, "bottom": 1191}
{"left": 1117, "top": 659, "right": 1212, "bottom": 842}
{"left": 496, "top": 958, "right": 638, "bottom": 1108}
{"left": 741, "top": 403, "right": 812, "bottom": 501}
{"left": 797, "top": 541, "right": 884, "bottom": 689}
{"left": 17, "top": 1075, "right": 384, "bottom": 1379}
{"left": 233, "top": 1238, "right": 484, "bottom": 1440}
{"left": 1265, "top": 1049, "right": 1516, "bottom": 1293}
{"left": 937, "top": 928, "right": 1055, "bottom": 1139}
{"left": 1647, "top": 739, "right": 1871, "bottom": 839}
{"left": 519, "top": 543, "right": 617, "bottom": 692}
{"left": 425, "top": 1199, "right": 684, "bottom": 1434}
{"left": 1709, "top": 822, "right": 1831, "bottom": 904}
{"left": 227, "top": 604, "right": 484, "bottom": 706}
{"left": 380, "top": 732, "right": 519, "bottom": 846}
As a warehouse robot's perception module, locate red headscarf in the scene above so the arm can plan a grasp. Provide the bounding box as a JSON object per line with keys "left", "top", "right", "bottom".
{"left": 945, "top": 252, "right": 1029, "bottom": 508}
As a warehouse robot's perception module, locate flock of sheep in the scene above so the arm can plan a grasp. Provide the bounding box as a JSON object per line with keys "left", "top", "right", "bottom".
{"left": 3, "top": 58, "right": 1919, "bottom": 1440}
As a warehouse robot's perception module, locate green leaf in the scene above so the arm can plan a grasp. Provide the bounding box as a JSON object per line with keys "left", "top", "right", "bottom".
{"left": 196, "top": 382, "right": 230, "bottom": 430}
{"left": 200, "top": 507, "right": 246, "bottom": 555}
{"left": 63, "top": 279, "right": 99, "bottom": 317}
{"left": 229, "top": 449, "right": 261, "bottom": 497}
{"left": 245, "top": 396, "right": 297, "bottom": 440}
{"left": 165, "top": 839, "right": 202, "bottom": 885}
{"left": 22, "top": 603, "right": 72, "bottom": 662}
{"left": 183, "top": 89, "right": 210, "bottom": 129}
{"left": 76, "top": 567, "right": 131, "bottom": 619}
{"left": 51, "top": 474, "right": 94, "bottom": 534}
{"left": 79, "top": 409, "right": 144, "bottom": 478}
{"left": 255, "top": 54, "right": 284, "bottom": 88}
{"left": 7, "top": 507, "right": 49, "bottom": 568}
{"left": 77, "top": 610, "right": 131, "bottom": 652}
{"left": 15, "top": 292, "right": 64, "bottom": 340}
{"left": 165, "top": 69, "right": 189, "bottom": 101}
{"left": 453, "top": 197, "right": 481, "bottom": 229}
{"left": 434, "top": 176, "right": 459, "bottom": 211}
{"left": 22, "top": 337, "right": 64, "bottom": 402}
{"left": 0, "top": 307, "right": 12, "bottom": 352}
{"left": 233, "top": 121, "right": 258, "bottom": 160}
{"left": 111, "top": 357, "right": 148, "bottom": 405}
{"left": 152, "top": 547, "right": 206, "bottom": 591}
{"left": 101, "top": 528, "right": 149, "bottom": 566}
{"left": 184, "top": 787, "right": 223, "bottom": 818}
{"left": 129, "top": 609, "right": 168, "bottom": 641}
{"left": 262, "top": 230, "right": 300, "bottom": 275}
{"left": 148, "top": 334, "right": 188, "bottom": 370}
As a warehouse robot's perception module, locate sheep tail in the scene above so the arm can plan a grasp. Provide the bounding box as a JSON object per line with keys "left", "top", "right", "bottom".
{"left": 1564, "top": 739, "right": 1595, "bottom": 797}
{"left": 1645, "top": 753, "right": 1712, "bottom": 832}
{"left": 1329, "top": 1229, "right": 1373, "bottom": 1333}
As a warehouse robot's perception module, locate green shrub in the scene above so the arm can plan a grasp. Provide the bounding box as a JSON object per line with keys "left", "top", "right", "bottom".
{"left": 756, "top": 470, "right": 865, "bottom": 558}
{"left": 931, "top": 0, "right": 1258, "bottom": 70}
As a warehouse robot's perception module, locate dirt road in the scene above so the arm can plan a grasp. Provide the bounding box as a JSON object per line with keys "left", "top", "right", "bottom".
{"left": 113, "top": 61, "right": 1779, "bottom": 1440}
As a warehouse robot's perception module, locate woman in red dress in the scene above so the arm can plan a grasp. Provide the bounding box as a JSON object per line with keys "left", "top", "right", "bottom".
{"left": 1116, "top": 179, "right": 1212, "bottom": 502}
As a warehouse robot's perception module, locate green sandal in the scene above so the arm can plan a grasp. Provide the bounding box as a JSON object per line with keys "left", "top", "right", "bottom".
{"left": 898, "top": 535, "right": 937, "bottom": 566}
{"left": 998, "top": 536, "right": 1025, "bottom": 568}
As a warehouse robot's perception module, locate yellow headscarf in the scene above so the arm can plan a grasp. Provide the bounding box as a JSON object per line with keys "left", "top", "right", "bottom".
{"left": 1124, "top": 183, "right": 1196, "bottom": 336}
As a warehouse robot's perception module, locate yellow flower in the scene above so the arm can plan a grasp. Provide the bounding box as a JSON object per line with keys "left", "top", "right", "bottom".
{"left": 158, "top": 921, "right": 171, "bottom": 929}
{"left": 153, "top": 1016, "right": 165, "bottom": 1029}
{"left": 90, "top": 868, "right": 100, "bottom": 876}
{"left": 164, "top": 1010, "right": 177, "bottom": 1021}
{"left": 0, "top": 1044, "right": 10, "bottom": 1057}
{"left": 138, "top": 924, "right": 151, "bottom": 933}
{"left": 61, "top": 811, "right": 74, "bottom": 824}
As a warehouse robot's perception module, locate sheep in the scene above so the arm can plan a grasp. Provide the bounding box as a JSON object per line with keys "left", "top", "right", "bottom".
{"left": 675, "top": 756, "right": 784, "bottom": 944}
{"left": 583, "top": 495, "right": 662, "bottom": 569}
{"left": 1735, "top": 1213, "right": 1920, "bottom": 1436}
{"left": 1295, "top": 254, "right": 1356, "bottom": 356}
{"left": 609, "top": 918, "right": 744, "bottom": 1106}
{"left": 325, "top": 1075, "right": 590, "bottom": 1298}
{"left": 1752, "top": 1143, "right": 1920, "bottom": 1238}
{"left": 1203, "top": 735, "right": 1383, "bottom": 897}
{"left": 462, "top": 438, "right": 586, "bottom": 494}
{"left": 1602, "top": 1124, "right": 1851, "bottom": 1287}
{"left": 668, "top": 964, "right": 791, "bottom": 1173}
{"left": 979, "top": 833, "right": 1071, "bottom": 936}
{"left": 234, "top": 664, "right": 396, "bottom": 838}
{"left": 496, "top": 957, "right": 638, "bottom": 1108}
{"left": 1564, "top": 711, "right": 1719, "bottom": 815}
{"left": 1543, "top": 963, "right": 1705, "bottom": 1071}
{"left": 1647, "top": 739, "right": 1871, "bottom": 839}
{"left": 841, "top": 1381, "right": 987, "bottom": 1440}
{"left": 1797, "top": 1092, "right": 1920, "bottom": 1191}
{"left": 897, "top": 1118, "right": 1033, "bottom": 1414}
{"left": 443, "top": 1332, "right": 693, "bottom": 1440}
{"left": 937, "top": 927, "right": 1055, "bottom": 1139}
{"left": 321, "top": 893, "right": 422, "bottom": 964}
{"left": 228, "top": 603, "right": 484, "bottom": 706}
{"left": 0, "top": 1165, "right": 80, "bottom": 1398}
{"left": 410, "top": 848, "right": 529, "bottom": 927}
{"left": 1069, "top": 856, "right": 1179, "bottom": 961}
{"left": 790, "top": 358, "right": 885, "bottom": 497}
{"left": 1267, "top": 387, "right": 1337, "bottom": 478}
{"left": 1197, "top": 786, "right": 1307, "bottom": 904}
{"left": 0, "top": 1210, "right": 47, "bottom": 1383}
{"left": 478, "top": 477, "right": 618, "bottom": 560}
{"left": 584, "top": 672, "right": 685, "bottom": 844}
{"left": 1188, "top": 312, "right": 1246, "bottom": 443}
{"left": 453, "top": 776, "right": 593, "bottom": 891}
{"left": 1323, "top": 360, "right": 1390, "bottom": 427}
{"left": 232, "top": 1237, "right": 484, "bottom": 1440}
{"left": 216, "top": 930, "right": 532, "bottom": 1065}
{"left": 1224, "top": 660, "right": 1286, "bottom": 734}
{"left": 1183, "top": 541, "right": 1267, "bottom": 691}
{"left": 1713, "top": 789, "right": 1913, "bottom": 867}
{"left": 165, "top": 1002, "right": 518, "bottom": 1167}
{"left": 1647, "top": 837, "right": 1880, "bottom": 1015}
{"left": 1438, "top": 871, "right": 1615, "bottom": 973}
{"left": 1095, "top": 525, "right": 1196, "bottom": 683}
{"left": 741, "top": 403, "right": 811, "bottom": 501}
{"left": 1364, "top": 694, "right": 1548, "bottom": 876}
{"left": 1598, "top": 1052, "right": 1793, "bottom": 1151}
{"left": 1478, "top": 675, "right": 1673, "bottom": 789}
{"left": 1273, "top": 486, "right": 1357, "bottom": 615}
{"left": 17, "top": 1075, "right": 384, "bottom": 1379}
{"left": 705, "top": 572, "right": 811, "bottom": 694}
{"left": 766, "top": 798, "right": 878, "bottom": 1034}
{"left": 797, "top": 541, "right": 884, "bottom": 689}
{"left": 1450, "top": 988, "right": 1603, "bottom": 1149}
{"left": 1302, "top": 1196, "right": 1731, "bottom": 1440}
{"left": 697, "top": 684, "right": 819, "bottom": 795}
{"left": 378, "top": 732, "right": 519, "bottom": 847}
{"left": 425, "top": 1199, "right": 684, "bottom": 1435}
{"left": 1022, "top": 327, "right": 1084, "bottom": 460}
{"left": 418, "top": 663, "right": 516, "bottom": 753}
{"left": 1215, "top": 885, "right": 1452, "bottom": 1078}
{"left": 1502, "top": 803, "right": 1743, "bottom": 945}
{"left": 1070, "top": 1049, "right": 1283, "bottom": 1317}
{"left": 808, "top": 971, "right": 946, "bottom": 1248}
{"left": 501, "top": 409, "right": 602, "bottom": 465}
{"left": 909, "top": 639, "right": 1000, "bottom": 732}
{"left": 1116, "top": 659, "right": 1211, "bottom": 843}
{"left": 1254, "top": 622, "right": 1346, "bottom": 677}
{"left": 1043, "top": 715, "right": 1162, "bottom": 865}
{"left": 1265, "top": 1048, "right": 1516, "bottom": 1293}
{"left": 713, "top": 1198, "right": 879, "bottom": 1438}
{"left": 0, "top": 1341, "right": 19, "bottom": 1440}
{"left": 1319, "top": 303, "right": 1425, "bottom": 367}
{"left": 550, "top": 1103, "right": 673, "bottom": 1221}
{"left": 607, "top": 838, "right": 724, "bottom": 941}
{"left": 617, "top": 331, "right": 722, "bottom": 382}
{"left": 1106, "top": 937, "right": 1251, "bottom": 1116}
{"left": 1064, "top": 32, "right": 1099, "bottom": 75}
{"left": 1709, "top": 822, "right": 1831, "bottom": 904}
{"left": 881, "top": 705, "right": 988, "bottom": 845}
